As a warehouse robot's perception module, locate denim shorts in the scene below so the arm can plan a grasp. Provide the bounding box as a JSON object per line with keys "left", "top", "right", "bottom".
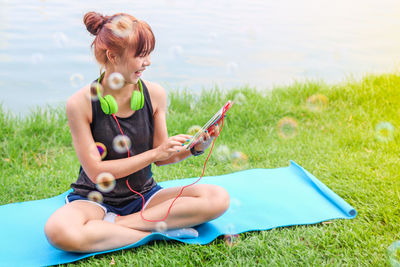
{"left": 65, "top": 184, "right": 163, "bottom": 216}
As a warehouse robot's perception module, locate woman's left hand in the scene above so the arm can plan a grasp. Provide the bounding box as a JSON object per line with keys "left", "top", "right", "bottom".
{"left": 193, "top": 123, "right": 220, "bottom": 152}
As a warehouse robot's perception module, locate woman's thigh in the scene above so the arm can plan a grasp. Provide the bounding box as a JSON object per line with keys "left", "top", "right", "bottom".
{"left": 143, "top": 184, "right": 229, "bottom": 211}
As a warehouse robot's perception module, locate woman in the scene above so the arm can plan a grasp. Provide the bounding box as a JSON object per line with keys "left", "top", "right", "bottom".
{"left": 44, "top": 11, "right": 230, "bottom": 253}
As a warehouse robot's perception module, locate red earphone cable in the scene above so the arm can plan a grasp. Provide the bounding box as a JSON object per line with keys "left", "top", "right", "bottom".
{"left": 112, "top": 113, "right": 226, "bottom": 222}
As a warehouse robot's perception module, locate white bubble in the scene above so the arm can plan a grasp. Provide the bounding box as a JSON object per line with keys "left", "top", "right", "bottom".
{"left": 209, "top": 31, "right": 218, "bottom": 40}
{"left": 109, "top": 15, "right": 135, "bottom": 38}
{"left": 89, "top": 81, "right": 103, "bottom": 101}
{"left": 229, "top": 197, "right": 242, "bottom": 214}
{"left": 108, "top": 72, "right": 125, "bottom": 90}
{"left": 31, "top": 53, "right": 44, "bottom": 64}
{"left": 225, "top": 223, "right": 236, "bottom": 235}
{"left": 375, "top": 121, "right": 395, "bottom": 143}
{"left": 233, "top": 92, "right": 246, "bottom": 106}
{"left": 95, "top": 172, "right": 116, "bottom": 193}
{"left": 70, "top": 73, "right": 84, "bottom": 88}
{"left": 87, "top": 191, "right": 103, "bottom": 203}
{"left": 277, "top": 117, "right": 298, "bottom": 139}
{"left": 155, "top": 221, "right": 168, "bottom": 232}
{"left": 53, "top": 31, "right": 68, "bottom": 47}
{"left": 169, "top": 45, "right": 184, "bottom": 59}
{"left": 387, "top": 241, "right": 400, "bottom": 266}
{"left": 245, "top": 27, "right": 257, "bottom": 42}
{"left": 112, "top": 135, "right": 132, "bottom": 154}
{"left": 231, "top": 197, "right": 242, "bottom": 208}
{"left": 215, "top": 145, "right": 231, "bottom": 161}
{"left": 231, "top": 151, "right": 249, "bottom": 169}
{"left": 226, "top": 61, "right": 239, "bottom": 75}
{"left": 190, "top": 92, "right": 201, "bottom": 110}
{"left": 224, "top": 233, "right": 239, "bottom": 247}
{"left": 187, "top": 125, "right": 202, "bottom": 136}
{"left": 306, "top": 94, "right": 329, "bottom": 111}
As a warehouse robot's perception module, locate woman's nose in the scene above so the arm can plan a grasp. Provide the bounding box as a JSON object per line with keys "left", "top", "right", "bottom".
{"left": 143, "top": 55, "right": 151, "bottom": 66}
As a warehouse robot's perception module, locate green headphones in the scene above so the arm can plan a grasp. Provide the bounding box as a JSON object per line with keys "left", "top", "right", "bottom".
{"left": 96, "top": 72, "right": 144, "bottom": 115}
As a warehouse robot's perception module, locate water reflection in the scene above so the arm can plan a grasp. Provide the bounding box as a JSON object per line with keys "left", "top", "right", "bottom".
{"left": 0, "top": 0, "right": 400, "bottom": 115}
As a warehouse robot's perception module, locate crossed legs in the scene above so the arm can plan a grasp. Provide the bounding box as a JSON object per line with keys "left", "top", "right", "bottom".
{"left": 44, "top": 184, "right": 230, "bottom": 253}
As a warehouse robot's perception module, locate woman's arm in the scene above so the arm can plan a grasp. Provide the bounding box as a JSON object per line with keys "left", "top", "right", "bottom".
{"left": 146, "top": 81, "right": 192, "bottom": 166}
{"left": 66, "top": 86, "right": 185, "bottom": 183}
{"left": 147, "top": 81, "right": 219, "bottom": 166}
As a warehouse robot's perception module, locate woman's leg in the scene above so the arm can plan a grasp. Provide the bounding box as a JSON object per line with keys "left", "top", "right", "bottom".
{"left": 44, "top": 200, "right": 150, "bottom": 253}
{"left": 115, "top": 184, "right": 230, "bottom": 231}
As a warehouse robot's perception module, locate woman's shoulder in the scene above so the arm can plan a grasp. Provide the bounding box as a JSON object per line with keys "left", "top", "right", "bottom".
{"left": 66, "top": 84, "right": 92, "bottom": 123}
{"left": 142, "top": 80, "right": 167, "bottom": 114}
{"left": 143, "top": 80, "right": 166, "bottom": 97}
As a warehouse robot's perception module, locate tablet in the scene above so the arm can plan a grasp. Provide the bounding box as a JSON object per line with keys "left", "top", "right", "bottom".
{"left": 185, "top": 100, "right": 233, "bottom": 150}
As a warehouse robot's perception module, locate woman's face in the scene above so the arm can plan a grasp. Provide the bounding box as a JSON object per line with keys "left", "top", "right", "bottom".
{"left": 112, "top": 49, "right": 151, "bottom": 85}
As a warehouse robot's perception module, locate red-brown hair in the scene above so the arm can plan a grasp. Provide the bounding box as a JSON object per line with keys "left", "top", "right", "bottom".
{"left": 83, "top": 12, "right": 155, "bottom": 66}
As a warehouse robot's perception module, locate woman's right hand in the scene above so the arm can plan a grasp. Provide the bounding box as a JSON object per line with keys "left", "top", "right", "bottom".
{"left": 155, "top": 134, "right": 191, "bottom": 162}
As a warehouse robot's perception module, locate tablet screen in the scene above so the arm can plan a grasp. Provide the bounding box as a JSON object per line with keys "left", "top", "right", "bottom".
{"left": 185, "top": 100, "right": 232, "bottom": 150}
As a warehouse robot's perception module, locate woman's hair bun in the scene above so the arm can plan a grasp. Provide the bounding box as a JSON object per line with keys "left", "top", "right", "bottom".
{"left": 84, "top": 12, "right": 107, "bottom": 36}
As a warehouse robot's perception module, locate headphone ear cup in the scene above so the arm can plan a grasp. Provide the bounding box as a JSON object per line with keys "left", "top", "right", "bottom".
{"left": 104, "top": 95, "right": 118, "bottom": 114}
{"left": 99, "top": 96, "right": 110, "bottom": 115}
{"left": 131, "top": 90, "right": 142, "bottom": 111}
{"left": 139, "top": 88, "right": 144, "bottom": 109}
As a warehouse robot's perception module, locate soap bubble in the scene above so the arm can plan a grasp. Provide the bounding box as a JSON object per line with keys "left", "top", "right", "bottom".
{"left": 387, "top": 240, "right": 400, "bottom": 266}
{"left": 167, "top": 96, "right": 171, "bottom": 111}
{"left": 224, "top": 223, "right": 239, "bottom": 247}
{"left": 224, "top": 234, "right": 239, "bottom": 247}
{"left": 187, "top": 125, "right": 202, "bottom": 136}
{"left": 53, "top": 31, "right": 68, "bottom": 47}
{"left": 87, "top": 191, "right": 103, "bottom": 203}
{"left": 208, "top": 31, "right": 218, "bottom": 42}
{"left": 168, "top": 45, "right": 184, "bottom": 59}
{"left": 89, "top": 81, "right": 103, "bottom": 101}
{"left": 96, "top": 172, "right": 116, "bottom": 193}
{"left": 112, "top": 134, "right": 132, "bottom": 154}
{"left": 229, "top": 197, "right": 242, "bottom": 214}
{"left": 108, "top": 72, "right": 125, "bottom": 90}
{"left": 190, "top": 92, "right": 201, "bottom": 110}
{"left": 215, "top": 145, "right": 231, "bottom": 161}
{"left": 226, "top": 61, "right": 239, "bottom": 75}
{"left": 233, "top": 92, "right": 246, "bottom": 106}
{"left": 110, "top": 15, "right": 135, "bottom": 38}
{"left": 95, "top": 142, "right": 107, "bottom": 160}
{"left": 375, "top": 122, "right": 395, "bottom": 143}
{"left": 31, "top": 53, "right": 44, "bottom": 64}
{"left": 70, "top": 73, "right": 84, "bottom": 88}
{"left": 245, "top": 27, "right": 257, "bottom": 43}
{"left": 306, "top": 94, "right": 328, "bottom": 111}
{"left": 277, "top": 117, "right": 298, "bottom": 139}
{"left": 155, "top": 221, "right": 168, "bottom": 232}
{"left": 231, "top": 151, "right": 248, "bottom": 170}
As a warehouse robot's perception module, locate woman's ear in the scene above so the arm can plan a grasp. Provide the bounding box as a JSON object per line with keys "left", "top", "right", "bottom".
{"left": 106, "top": 50, "right": 119, "bottom": 65}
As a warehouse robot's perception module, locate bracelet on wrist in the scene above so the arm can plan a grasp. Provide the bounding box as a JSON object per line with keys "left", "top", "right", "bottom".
{"left": 190, "top": 146, "right": 204, "bottom": 156}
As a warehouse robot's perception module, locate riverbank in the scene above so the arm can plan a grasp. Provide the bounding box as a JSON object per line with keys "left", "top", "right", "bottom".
{"left": 0, "top": 72, "right": 399, "bottom": 265}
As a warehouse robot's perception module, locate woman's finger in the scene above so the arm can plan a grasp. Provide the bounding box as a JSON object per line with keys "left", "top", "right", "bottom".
{"left": 171, "top": 135, "right": 191, "bottom": 144}
{"left": 167, "top": 140, "right": 185, "bottom": 148}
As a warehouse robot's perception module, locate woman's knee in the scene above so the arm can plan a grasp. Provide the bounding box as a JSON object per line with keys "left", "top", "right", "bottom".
{"left": 205, "top": 185, "right": 230, "bottom": 219}
{"left": 44, "top": 217, "right": 85, "bottom": 252}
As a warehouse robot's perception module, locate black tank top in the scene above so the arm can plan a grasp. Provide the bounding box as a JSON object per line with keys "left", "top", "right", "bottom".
{"left": 70, "top": 78, "right": 157, "bottom": 207}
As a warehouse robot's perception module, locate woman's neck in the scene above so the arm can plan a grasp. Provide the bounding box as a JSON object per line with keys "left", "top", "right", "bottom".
{"left": 101, "top": 71, "right": 138, "bottom": 99}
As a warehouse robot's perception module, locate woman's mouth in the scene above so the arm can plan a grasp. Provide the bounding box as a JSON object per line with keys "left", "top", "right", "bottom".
{"left": 135, "top": 69, "right": 145, "bottom": 77}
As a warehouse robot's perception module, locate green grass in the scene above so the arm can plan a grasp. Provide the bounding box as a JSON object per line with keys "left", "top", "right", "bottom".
{"left": 1, "top": 73, "right": 399, "bottom": 266}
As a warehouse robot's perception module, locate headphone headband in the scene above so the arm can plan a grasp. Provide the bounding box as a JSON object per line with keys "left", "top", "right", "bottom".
{"left": 96, "top": 72, "right": 144, "bottom": 114}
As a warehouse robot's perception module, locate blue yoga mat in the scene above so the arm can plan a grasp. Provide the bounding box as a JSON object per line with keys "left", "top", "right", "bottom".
{"left": 0, "top": 161, "right": 356, "bottom": 267}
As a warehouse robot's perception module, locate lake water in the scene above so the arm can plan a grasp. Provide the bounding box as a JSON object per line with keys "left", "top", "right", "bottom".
{"left": 1, "top": 0, "right": 400, "bottom": 116}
